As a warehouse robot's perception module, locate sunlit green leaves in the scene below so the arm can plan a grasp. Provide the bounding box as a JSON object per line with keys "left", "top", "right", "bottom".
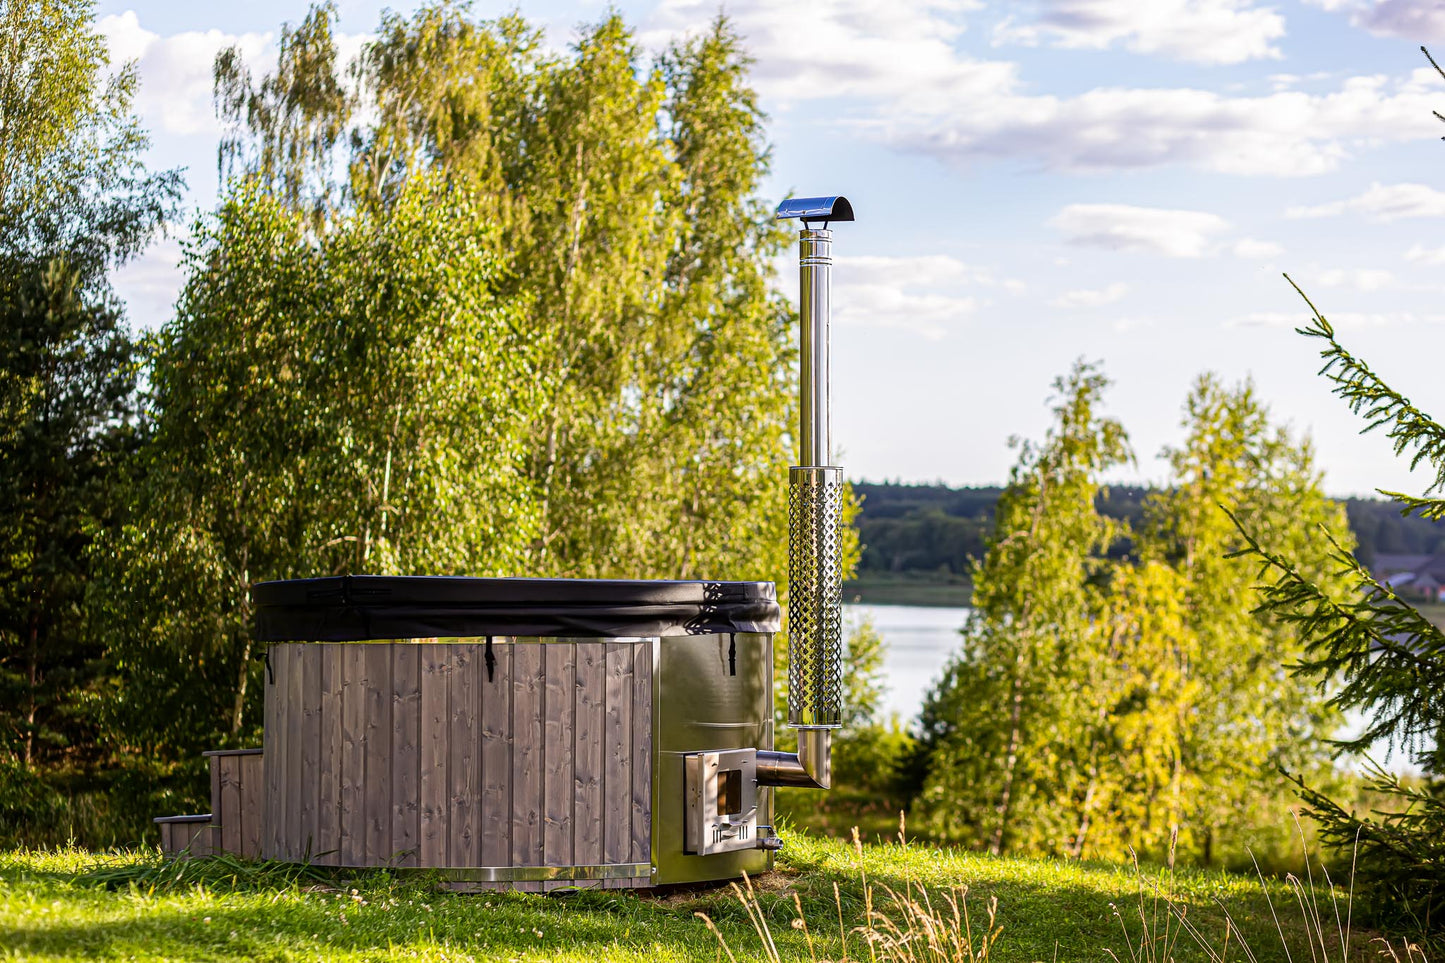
{"left": 912, "top": 365, "right": 1348, "bottom": 867}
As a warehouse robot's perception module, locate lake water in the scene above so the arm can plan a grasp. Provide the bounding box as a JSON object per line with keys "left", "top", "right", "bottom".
{"left": 844, "top": 603, "right": 970, "bottom": 726}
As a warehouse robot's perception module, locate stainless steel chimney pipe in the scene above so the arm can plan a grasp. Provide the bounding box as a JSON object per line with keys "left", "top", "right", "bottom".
{"left": 758, "top": 195, "right": 854, "bottom": 791}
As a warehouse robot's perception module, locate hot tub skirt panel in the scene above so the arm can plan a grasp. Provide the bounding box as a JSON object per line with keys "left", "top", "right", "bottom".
{"left": 262, "top": 640, "right": 653, "bottom": 890}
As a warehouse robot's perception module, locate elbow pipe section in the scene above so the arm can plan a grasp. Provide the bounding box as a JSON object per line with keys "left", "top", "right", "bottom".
{"left": 756, "top": 729, "right": 831, "bottom": 790}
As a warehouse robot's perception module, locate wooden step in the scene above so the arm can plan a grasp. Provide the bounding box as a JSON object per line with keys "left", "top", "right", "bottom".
{"left": 154, "top": 814, "right": 213, "bottom": 858}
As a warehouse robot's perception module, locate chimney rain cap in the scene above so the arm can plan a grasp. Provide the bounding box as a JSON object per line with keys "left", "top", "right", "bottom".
{"left": 774, "top": 195, "right": 854, "bottom": 223}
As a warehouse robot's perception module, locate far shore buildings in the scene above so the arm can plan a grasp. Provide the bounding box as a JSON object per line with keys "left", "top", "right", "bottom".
{"left": 1372, "top": 551, "right": 1445, "bottom": 601}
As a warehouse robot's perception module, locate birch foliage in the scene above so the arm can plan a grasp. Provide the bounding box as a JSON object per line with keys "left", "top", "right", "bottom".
{"left": 912, "top": 366, "right": 1348, "bottom": 866}
{"left": 111, "top": 4, "right": 801, "bottom": 751}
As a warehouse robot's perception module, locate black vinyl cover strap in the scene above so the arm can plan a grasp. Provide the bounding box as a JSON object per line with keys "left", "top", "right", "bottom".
{"left": 252, "top": 575, "right": 780, "bottom": 641}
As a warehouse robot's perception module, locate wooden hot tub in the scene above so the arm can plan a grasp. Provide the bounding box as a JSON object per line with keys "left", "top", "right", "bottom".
{"left": 252, "top": 575, "right": 780, "bottom": 890}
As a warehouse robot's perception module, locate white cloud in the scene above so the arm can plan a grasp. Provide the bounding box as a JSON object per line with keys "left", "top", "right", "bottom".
{"left": 97, "top": 13, "right": 370, "bottom": 139}
{"left": 835, "top": 285, "right": 978, "bottom": 340}
{"left": 1312, "top": 0, "right": 1445, "bottom": 42}
{"left": 650, "top": 0, "right": 1441, "bottom": 177}
{"left": 1406, "top": 243, "right": 1445, "bottom": 265}
{"left": 643, "top": 0, "right": 986, "bottom": 106}
{"left": 1049, "top": 204, "right": 1229, "bottom": 257}
{"left": 824, "top": 254, "right": 1019, "bottom": 339}
{"left": 111, "top": 237, "right": 187, "bottom": 329}
{"left": 1306, "top": 267, "right": 1398, "bottom": 291}
{"left": 839, "top": 254, "right": 1023, "bottom": 291}
{"left": 98, "top": 12, "right": 273, "bottom": 136}
{"left": 991, "top": 0, "right": 1286, "bottom": 65}
{"left": 890, "top": 74, "right": 1441, "bottom": 177}
{"left": 1358, "top": 0, "right": 1445, "bottom": 40}
{"left": 1232, "top": 237, "right": 1284, "bottom": 258}
{"left": 1287, "top": 182, "right": 1445, "bottom": 221}
{"left": 1049, "top": 282, "right": 1129, "bottom": 307}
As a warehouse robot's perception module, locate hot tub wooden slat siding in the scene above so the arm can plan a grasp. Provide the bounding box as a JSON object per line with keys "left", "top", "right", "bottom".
{"left": 511, "top": 644, "right": 545, "bottom": 892}
{"left": 263, "top": 640, "right": 654, "bottom": 888}
{"left": 541, "top": 643, "right": 574, "bottom": 893}
{"left": 447, "top": 644, "right": 481, "bottom": 867}
{"left": 391, "top": 644, "right": 422, "bottom": 867}
{"left": 573, "top": 643, "right": 605, "bottom": 873}
{"left": 480, "top": 641, "right": 513, "bottom": 872}
{"left": 317, "top": 644, "right": 342, "bottom": 861}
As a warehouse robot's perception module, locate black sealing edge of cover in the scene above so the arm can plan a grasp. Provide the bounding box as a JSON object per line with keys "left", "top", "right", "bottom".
{"left": 250, "top": 576, "right": 781, "bottom": 641}
{"left": 251, "top": 575, "right": 777, "bottom": 606}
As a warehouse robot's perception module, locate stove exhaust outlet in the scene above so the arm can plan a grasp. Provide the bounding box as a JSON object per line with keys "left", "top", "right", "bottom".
{"left": 757, "top": 194, "right": 854, "bottom": 792}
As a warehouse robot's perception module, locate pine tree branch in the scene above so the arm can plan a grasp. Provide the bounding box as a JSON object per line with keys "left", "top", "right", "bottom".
{"left": 1378, "top": 489, "right": 1445, "bottom": 521}
{"left": 1226, "top": 510, "right": 1445, "bottom": 758}
{"left": 1286, "top": 274, "right": 1445, "bottom": 492}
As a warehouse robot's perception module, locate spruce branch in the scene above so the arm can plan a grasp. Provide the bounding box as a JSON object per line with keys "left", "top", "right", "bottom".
{"left": 1286, "top": 274, "right": 1445, "bottom": 492}
{"left": 1226, "top": 510, "right": 1445, "bottom": 760}
{"left": 1377, "top": 489, "right": 1445, "bottom": 521}
{"left": 1284, "top": 765, "right": 1445, "bottom": 935}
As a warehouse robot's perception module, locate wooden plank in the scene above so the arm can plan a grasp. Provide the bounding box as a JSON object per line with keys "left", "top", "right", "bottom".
{"left": 480, "top": 640, "right": 513, "bottom": 888}
{"left": 340, "top": 644, "right": 366, "bottom": 866}
{"left": 239, "top": 752, "right": 263, "bottom": 858}
{"left": 274, "top": 645, "right": 295, "bottom": 860}
{"left": 447, "top": 644, "right": 479, "bottom": 868}
{"left": 542, "top": 643, "right": 575, "bottom": 891}
{"left": 363, "top": 643, "right": 392, "bottom": 865}
{"left": 282, "top": 644, "right": 304, "bottom": 861}
{"left": 511, "top": 643, "right": 545, "bottom": 892}
{"left": 263, "top": 644, "right": 283, "bottom": 860}
{"left": 418, "top": 645, "right": 449, "bottom": 868}
{"left": 391, "top": 644, "right": 421, "bottom": 867}
{"left": 209, "top": 754, "right": 224, "bottom": 850}
{"left": 630, "top": 642, "right": 652, "bottom": 870}
{"left": 299, "top": 644, "right": 321, "bottom": 859}
{"left": 189, "top": 822, "right": 213, "bottom": 858}
{"left": 219, "top": 757, "right": 242, "bottom": 856}
{"left": 573, "top": 642, "right": 605, "bottom": 871}
{"left": 317, "top": 643, "right": 342, "bottom": 865}
{"left": 287, "top": 644, "right": 307, "bottom": 861}
{"left": 602, "top": 642, "right": 632, "bottom": 887}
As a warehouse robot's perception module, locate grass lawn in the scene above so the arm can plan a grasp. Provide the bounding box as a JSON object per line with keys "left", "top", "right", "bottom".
{"left": 0, "top": 830, "right": 1387, "bottom": 962}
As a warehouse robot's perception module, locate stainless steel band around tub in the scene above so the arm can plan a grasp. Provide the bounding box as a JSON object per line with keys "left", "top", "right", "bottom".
{"left": 428, "top": 863, "right": 651, "bottom": 883}
{"left": 787, "top": 466, "right": 844, "bottom": 728}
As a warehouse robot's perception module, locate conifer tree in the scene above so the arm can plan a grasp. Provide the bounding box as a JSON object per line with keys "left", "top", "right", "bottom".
{"left": 0, "top": 0, "right": 179, "bottom": 773}
{"left": 1232, "top": 283, "right": 1444, "bottom": 935}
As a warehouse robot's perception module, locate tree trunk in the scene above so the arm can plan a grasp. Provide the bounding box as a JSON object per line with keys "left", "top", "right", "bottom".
{"left": 991, "top": 656, "right": 1026, "bottom": 856}
{"left": 231, "top": 549, "right": 251, "bottom": 735}
{"left": 23, "top": 612, "right": 38, "bottom": 767}
{"left": 231, "top": 634, "right": 251, "bottom": 736}
{"left": 1071, "top": 776, "right": 1096, "bottom": 861}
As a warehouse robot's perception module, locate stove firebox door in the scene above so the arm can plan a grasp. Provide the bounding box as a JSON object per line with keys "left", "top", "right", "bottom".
{"left": 683, "top": 748, "right": 759, "bottom": 855}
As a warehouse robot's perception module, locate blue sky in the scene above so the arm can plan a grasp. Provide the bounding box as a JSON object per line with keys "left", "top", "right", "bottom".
{"left": 96, "top": 0, "right": 1445, "bottom": 497}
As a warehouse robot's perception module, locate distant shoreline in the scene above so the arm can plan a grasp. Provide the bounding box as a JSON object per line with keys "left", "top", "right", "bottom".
{"left": 844, "top": 577, "right": 973, "bottom": 608}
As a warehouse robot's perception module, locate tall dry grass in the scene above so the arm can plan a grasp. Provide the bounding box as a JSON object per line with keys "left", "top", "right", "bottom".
{"left": 699, "top": 814, "right": 1432, "bottom": 963}
{"left": 697, "top": 817, "right": 1002, "bottom": 963}
{"left": 1109, "top": 818, "right": 1430, "bottom": 963}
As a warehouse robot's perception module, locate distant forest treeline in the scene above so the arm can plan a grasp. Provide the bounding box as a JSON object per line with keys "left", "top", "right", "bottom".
{"left": 854, "top": 481, "right": 1443, "bottom": 577}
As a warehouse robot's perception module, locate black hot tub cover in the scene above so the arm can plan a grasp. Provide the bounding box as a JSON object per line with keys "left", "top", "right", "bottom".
{"left": 252, "top": 575, "right": 780, "bottom": 641}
